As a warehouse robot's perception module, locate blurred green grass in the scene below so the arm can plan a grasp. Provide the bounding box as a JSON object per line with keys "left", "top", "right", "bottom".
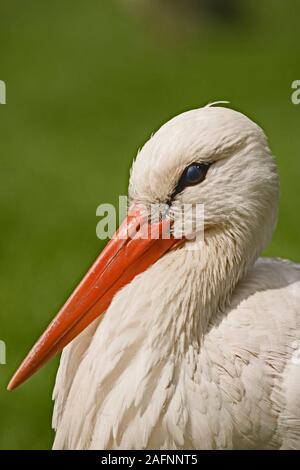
{"left": 0, "top": 0, "right": 299, "bottom": 449}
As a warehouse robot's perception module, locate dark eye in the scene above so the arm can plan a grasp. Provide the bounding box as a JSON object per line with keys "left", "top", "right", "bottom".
{"left": 171, "top": 162, "right": 212, "bottom": 198}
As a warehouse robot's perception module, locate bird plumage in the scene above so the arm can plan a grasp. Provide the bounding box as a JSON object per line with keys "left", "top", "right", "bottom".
{"left": 51, "top": 106, "right": 300, "bottom": 449}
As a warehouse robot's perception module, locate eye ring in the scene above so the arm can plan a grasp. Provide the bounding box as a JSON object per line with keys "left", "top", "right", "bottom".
{"left": 171, "top": 162, "right": 212, "bottom": 199}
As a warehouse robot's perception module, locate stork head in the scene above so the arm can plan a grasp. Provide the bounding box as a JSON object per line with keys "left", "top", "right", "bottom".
{"left": 8, "top": 105, "right": 279, "bottom": 390}
{"left": 130, "top": 105, "right": 279, "bottom": 253}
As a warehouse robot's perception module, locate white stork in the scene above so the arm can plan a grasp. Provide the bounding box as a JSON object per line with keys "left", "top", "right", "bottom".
{"left": 8, "top": 105, "right": 300, "bottom": 449}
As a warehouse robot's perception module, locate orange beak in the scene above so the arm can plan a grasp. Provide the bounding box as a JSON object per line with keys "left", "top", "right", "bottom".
{"left": 8, "top": 205, "right": 182, "bottom": 391}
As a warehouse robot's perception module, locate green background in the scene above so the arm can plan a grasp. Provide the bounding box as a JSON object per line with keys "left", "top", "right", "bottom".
{"left": 0, "top": 0, "right": 299, "bottom": 449}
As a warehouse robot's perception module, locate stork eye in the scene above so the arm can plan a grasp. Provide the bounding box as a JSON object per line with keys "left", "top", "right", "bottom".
{"left": 172, "top": 162, "right": 212, "bottom": 198}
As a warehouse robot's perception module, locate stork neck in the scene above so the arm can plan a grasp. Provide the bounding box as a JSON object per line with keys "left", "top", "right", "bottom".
{"left": 174, "top": 228, "right": 255, "bottom": 340}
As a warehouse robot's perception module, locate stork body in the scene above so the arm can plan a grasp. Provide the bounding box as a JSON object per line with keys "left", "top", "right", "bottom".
{"left": 53, "top": 254, "right": 300, "bottom": 449}
{"left": 9, "top": 106, "right": 300, "bottom": 449}
{"left": 52, "top": 106, "right": 300, "bottom": 449}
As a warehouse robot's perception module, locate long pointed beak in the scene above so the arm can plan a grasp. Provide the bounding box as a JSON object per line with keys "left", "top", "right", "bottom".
{"left": 8, "top": 206, "right": 183, "bottom": 391}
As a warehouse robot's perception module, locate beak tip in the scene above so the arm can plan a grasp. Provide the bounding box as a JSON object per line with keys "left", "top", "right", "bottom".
{"left": 7, "top": 380, "right": 15, "bottom": 392}
{"left": 7, "top": 371, "right": 22, "bottom": 391}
